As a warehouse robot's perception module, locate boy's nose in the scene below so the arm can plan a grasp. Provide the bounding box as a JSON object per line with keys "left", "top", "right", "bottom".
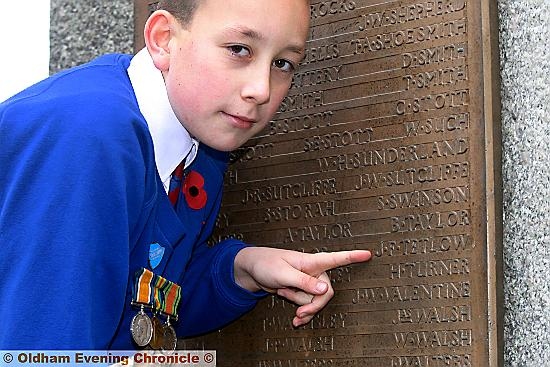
{"left": 241, "top": 65, "right": 271, "bottom": 105}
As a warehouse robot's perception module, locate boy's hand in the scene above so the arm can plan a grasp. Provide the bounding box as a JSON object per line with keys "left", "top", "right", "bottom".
{"left": 234, "top": 247, "right": 371, "bottom": 327}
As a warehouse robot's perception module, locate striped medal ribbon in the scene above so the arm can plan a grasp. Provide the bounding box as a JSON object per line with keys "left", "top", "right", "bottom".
{"left": 156, "top": 275, "right": 182, "bottom": 352}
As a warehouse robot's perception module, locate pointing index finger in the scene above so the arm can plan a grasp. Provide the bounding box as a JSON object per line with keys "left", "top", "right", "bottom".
{"left": 307, "top": 250, "right": 372, "bottom": 273}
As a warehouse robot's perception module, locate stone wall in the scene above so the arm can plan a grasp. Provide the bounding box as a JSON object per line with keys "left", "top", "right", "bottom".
{"left": 50, "top": 0, "right": 133, "bottom": 73}
{"left": 498, "top": 0, "right": 550, "bottom": 365}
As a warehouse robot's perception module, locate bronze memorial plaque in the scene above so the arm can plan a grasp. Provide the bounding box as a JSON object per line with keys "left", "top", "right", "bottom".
{"left": 135, "top": 0, "right": 503, "bottom": 365}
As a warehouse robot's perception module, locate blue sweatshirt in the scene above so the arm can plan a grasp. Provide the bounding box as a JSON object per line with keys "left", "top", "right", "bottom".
{"left": 0, "top": 54, "right": 263, "bottom": 349}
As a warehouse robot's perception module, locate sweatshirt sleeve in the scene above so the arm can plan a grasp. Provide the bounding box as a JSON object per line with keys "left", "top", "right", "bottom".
{"left": 0, "top": 87, "right": 155, "bottom": 349}
{"left": 177, "top": 238, "right": 267, "bottom": 337}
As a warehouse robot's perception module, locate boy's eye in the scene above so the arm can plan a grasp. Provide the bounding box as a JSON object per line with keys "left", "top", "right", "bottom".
{"left": 228, "top": 45, "right": 251, "bottom": 57}
{"left": 273, "top": 59, "right": 295, "bottom": 73}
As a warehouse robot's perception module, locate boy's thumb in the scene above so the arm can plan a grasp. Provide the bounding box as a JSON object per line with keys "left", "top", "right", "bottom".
{"left": 314, "top": 281, "right": 328, "bottom": 294}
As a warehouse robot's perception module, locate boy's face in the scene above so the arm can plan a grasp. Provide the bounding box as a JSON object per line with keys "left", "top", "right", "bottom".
{"left": 162, "top": 0, "right": 310, "bottom": 151}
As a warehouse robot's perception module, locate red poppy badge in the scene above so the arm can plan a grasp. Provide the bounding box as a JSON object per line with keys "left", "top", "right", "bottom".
{"left": 183, "top": 171, "right": 207, "bottom": 210}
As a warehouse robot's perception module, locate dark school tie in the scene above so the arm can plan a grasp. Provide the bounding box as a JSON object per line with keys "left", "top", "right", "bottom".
{"left": 167, "top": 161, "right": 185, "bottom": 206}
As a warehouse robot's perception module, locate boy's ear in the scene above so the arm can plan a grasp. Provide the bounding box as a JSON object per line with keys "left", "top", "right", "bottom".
{"left": 143, "top": 10, "right": 176, "bottom": 71}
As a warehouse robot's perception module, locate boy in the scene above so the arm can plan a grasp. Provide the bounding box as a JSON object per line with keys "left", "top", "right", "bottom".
{"left": 0, "top": 0, "right": 371, "bottom": 349}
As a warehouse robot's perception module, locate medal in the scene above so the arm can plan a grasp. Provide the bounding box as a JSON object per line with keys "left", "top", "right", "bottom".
{"left": 130, "top": 268, "right": 155, "bottom": 347}
{"left": 159, "top": 281, "right": 181, "bottom": 352}
{"left": 149, "top": 272, "right": 167, "bottom": 350}
{"left": 130, "top": 267, "right": 182, "bottom": 350}
{"left": 130, "top": 305, "right": 153, "bottom": 347}
{"left": 162, "top": 316, "right": 177, "bottom": 353}
{"left": 149, "top": 314, "right": 164, "bottom": 350}
{"left": 152, "top": 273, "right": 182, "bottom": 351}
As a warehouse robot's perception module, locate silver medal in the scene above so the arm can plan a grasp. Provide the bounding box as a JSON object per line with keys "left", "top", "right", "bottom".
{"left": 130, "top": 305, "right": 153, "bottom": 347}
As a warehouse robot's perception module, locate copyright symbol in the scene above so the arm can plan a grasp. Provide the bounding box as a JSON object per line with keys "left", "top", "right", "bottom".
{"left": 203, "top": 353, "right": 214, "bottom": 363}
{"left": 3, "top": 353, "right": 13, "bottom": 363}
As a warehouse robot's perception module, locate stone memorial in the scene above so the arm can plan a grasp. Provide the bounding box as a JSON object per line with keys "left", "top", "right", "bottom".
{"left": 135, "top": 0, "right": 503, "bottom": 366}
{"left": 52, "top": 0, "right": 514, "bottom": 365}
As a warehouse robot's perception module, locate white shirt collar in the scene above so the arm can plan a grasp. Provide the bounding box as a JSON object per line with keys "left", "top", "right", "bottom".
{"left": 128, "top": 48, "right": 198, "bottom": 192}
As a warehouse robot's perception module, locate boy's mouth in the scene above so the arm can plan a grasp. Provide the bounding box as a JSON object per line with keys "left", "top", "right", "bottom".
{"left": 222, "top": 112, "right": 257, "bottom": 129}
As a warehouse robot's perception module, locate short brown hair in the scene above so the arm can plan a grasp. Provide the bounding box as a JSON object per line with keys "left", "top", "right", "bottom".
{"left": 156, "top": 0, "right": 200, "bottom": 25}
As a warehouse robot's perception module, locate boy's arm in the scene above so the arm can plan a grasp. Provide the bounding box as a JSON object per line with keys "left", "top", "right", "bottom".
{"left": 177, "top": 242, "right": 370, "bottom": 335}
{"left": 176, "top": 238, "right": 266, "bottom": 337}
{"left": 234, "top": 247, "right": 372, "bottom": 327}
{"left": 174, "top": 147, "right": 371, "bottom": 335}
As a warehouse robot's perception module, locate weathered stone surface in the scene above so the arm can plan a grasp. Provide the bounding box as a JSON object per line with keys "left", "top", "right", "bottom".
{"left": 50, "top": 0, "right": 133, "bottom": 73}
